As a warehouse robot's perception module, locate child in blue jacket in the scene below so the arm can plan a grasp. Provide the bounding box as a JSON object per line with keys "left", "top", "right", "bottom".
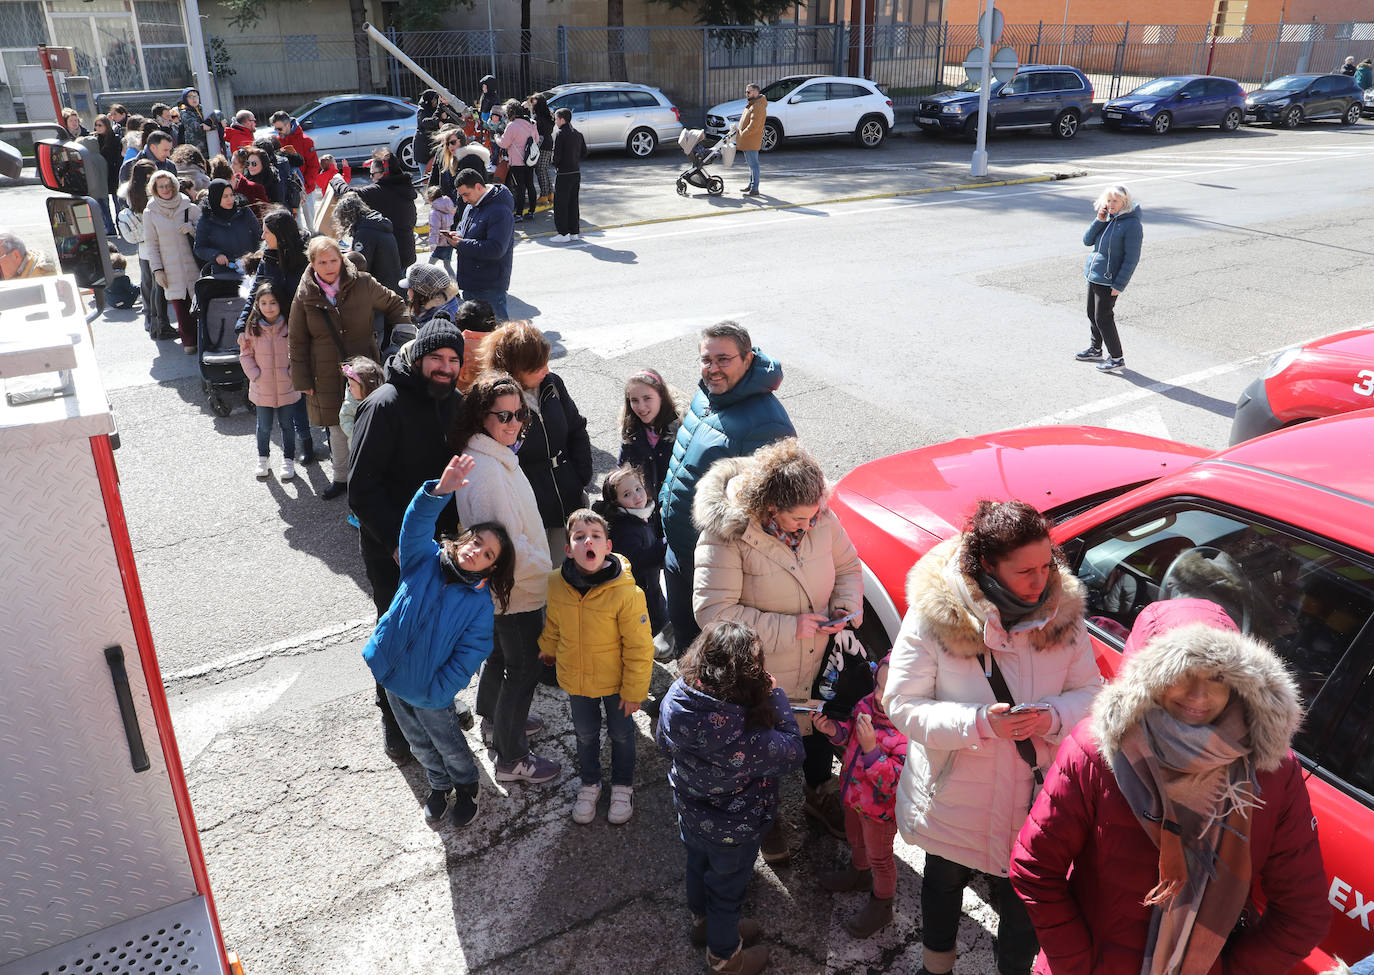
{"left": 362, "top": 454, "right": 515, "bottom": 828}
{"left": 656, "top": 620, "right": 805, "bottom": 974}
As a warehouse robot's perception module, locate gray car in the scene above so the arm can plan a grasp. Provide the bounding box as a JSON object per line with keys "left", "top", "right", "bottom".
{"left": 543, "top": 83, "right": 683, "bottom": 157}
{"left": 257, "top": 94, "right": 419, "bottom": 171}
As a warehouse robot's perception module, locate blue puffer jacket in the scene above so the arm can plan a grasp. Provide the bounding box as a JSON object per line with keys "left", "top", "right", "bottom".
{"left": 455, "top": 182, "right": 516, "bottom": 292}
{"left": 656, "top": 679, "right": 804, "bottom": 847}
{"left": 658, "top": 348, "right": 796, "bottom": 560}
{"left": 1083, "top": 205, "right": 1143, "bottom": 292}
{"left": 361, "top": 481, "right": 495, "bottom": 710}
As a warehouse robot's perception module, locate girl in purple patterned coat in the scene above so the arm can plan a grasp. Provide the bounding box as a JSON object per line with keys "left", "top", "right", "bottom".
{"left": 814, "top": 654, "right": 907, "bottom": 939}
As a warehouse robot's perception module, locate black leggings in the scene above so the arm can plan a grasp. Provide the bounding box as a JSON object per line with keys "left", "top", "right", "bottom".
{"left": 1086, "top": 282, "right": 1123, "bottom": 358}
{"left": 922, "top": 853, "right": 1038, "bottom": 975}
{"left": 507, "top": 166, "right": 537, "bottom": 215}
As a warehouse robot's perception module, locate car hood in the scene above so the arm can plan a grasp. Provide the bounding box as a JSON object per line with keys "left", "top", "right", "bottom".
{"left": 1248, "top": 88, "right": 1301, "bottom": 104}
{"left": 1106, "top": 98, "right": 1157, "bottom": 110}
{"left": 708, "top": 98, "right": 748, "bottom": 118}
{"left": 926, "top": 89, "right": 984, "bottom": 107}
{"left": 1293, "top": 327, "right": 1374, "bottom": 359}
{"left": 833, "top": 426, "right": 1208, "bottom": 542}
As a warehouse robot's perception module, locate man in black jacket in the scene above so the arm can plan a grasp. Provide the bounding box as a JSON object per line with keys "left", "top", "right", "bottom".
{"left": 550, "top": 108, "right": 587, "bottom": 242}
{"left": 348, "top": 316, "right": 467, "bottom": 761}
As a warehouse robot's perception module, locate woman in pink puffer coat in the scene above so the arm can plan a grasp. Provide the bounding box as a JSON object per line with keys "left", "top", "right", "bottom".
{"left": 496, "top": 99, "right": 539, "bottom": 221}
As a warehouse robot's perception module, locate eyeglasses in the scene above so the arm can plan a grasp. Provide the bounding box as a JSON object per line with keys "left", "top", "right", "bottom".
{"left": 487, "top": 408, "right": 530, "bottom": 424}
{"left": 699, "top": 354, "right": 739, "bottom": 369}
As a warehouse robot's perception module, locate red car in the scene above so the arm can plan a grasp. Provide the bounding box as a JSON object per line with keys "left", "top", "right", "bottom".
{"left": 1230, "top": 327, "right": 1374, "bottom": 444}
{"left": 832, "top": 414, "right": 1374, "bottom": 972}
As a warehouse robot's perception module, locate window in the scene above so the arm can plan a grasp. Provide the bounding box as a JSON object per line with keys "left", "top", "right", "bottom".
{"left": 587, "top": 90, "right": 631, "bottom": 111}
{"left": 1002, "top": 73, "right": 1033, "bottom": 95}
{"left": 356, "top": 100, "right": 411, "bottom": 123}
{"left": 550, "top": 92, "right": 588, "bottom": 114}
{"left": 301, "top": 102, "right": 357, "bottom": 129}
{"left": 793, "top": 83, "right": 829, "bottom": 102}
{"left": 1206, "top": 79, "right": 1240, "bottom": 97}
{"left": 1072, "top": 502, "right": 1374, "bottom": 729}
{"left": 625, "top": 90, "right": 661, "bottom": 108}
{"left": 1319, "top": 655, "right": 1374, "bottom": 796}
{"left": 1050, "top": 72, "right": 1085, "bottom": 92}
{"left": 827, "top": 83, "right": 869, "bottom": 99}
{"left": 1180, "top": 81, "right": 1207, "bottom": 97}
{"left": 1310, "top": 78, "right": 1341, "bottom": 95}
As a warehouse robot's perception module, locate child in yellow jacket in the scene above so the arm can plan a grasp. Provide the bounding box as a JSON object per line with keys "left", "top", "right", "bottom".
{"left": 539, "top": 508, "right": 654, "bottom": 825}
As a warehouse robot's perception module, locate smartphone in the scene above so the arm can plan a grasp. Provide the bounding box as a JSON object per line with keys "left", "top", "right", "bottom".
{"left": 1009, "top": 702, "right": 1053, "bottom": 714}
{"left": 790, "top": 703, "right": 821, "bottom": 714}
{"left": 823, "top": 609, "right": 859, "bottom": 627}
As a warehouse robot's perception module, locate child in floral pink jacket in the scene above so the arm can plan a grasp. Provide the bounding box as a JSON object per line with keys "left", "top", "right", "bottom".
{"left": 813, "top": 654, "right": 907, "bottom": 939}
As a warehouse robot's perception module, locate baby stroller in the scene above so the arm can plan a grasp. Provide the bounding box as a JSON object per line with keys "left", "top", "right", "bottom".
{"left": 193, "top": 264, "right": 250, "bottom": 417}
{"left": 676, "top": 128, "right": 736, "bottom": 197}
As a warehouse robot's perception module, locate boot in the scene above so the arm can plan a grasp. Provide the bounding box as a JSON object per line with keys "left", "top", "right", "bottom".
{"left": 759, "top": 819, "right": 791, "bottom": 864}
{"left": 383, "top": 715, "right": 412, "bottom": 764}
{"left": 920, "top": 946, "right": 957, "bottom": 975}
{"left": 706, "top": 941, "right": 770, "bottom": 974}
{"left": 843, "top": 894, "right": 893, "bottom": 939}
{"left": 803, "top": 779, "right": 846, "bottom": 839}
{"left": 819, "top": 865, "right": 872, "bottom": 893}
{"left": 691, "top": 915, "right": 762, "bottom": 949}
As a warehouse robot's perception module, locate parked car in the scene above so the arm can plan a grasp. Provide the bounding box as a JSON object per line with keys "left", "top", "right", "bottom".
{"left": 1230, "top": 327, "right": 1374, "bottom": 443}
{"left": 1363, "top": 86, "right": 1374, "bottom": 117}
{"left": 1244, "top": 73, "right": 1364, "bottom": 127}
{"left": 915, "top": 64, "right": 1095, "bottom": 140}
{"left": 258, "top": 94, "right": 419, "bottom": 171}
{"left": 1102, "top": 74, "right": 1247, "bottom": 133}
{"left": 830, "top": 414, "right": 1374, "bottom": 975}
{"left": 542, "top": 82, "right": 682, "bottom": 157}
{"left": 705, "top": 75, "right": 894, "bottom": 152}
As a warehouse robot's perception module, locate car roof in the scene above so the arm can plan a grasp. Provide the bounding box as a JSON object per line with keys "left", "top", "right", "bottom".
{"left": 1207, "top": 409, "right": 1374, "bottom": 505}
{"left": 312, "top": 94, "right": 411, "bottom": 104}
{"left": 1018, "top": 64, "right": 1086, "bottom": 72}
{"left": 548, "top": 82, "right": 661, "bottom": 93}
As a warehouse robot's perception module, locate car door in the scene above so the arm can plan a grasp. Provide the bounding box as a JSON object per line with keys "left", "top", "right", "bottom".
{"left": 1171, "top": 79, "right": 1208, "bottom": 126}
{"left": 583, "top": 89, "right": 634, "bottom": 148}
{"left": 783, "top": 80, "right": 831, "bottom": 135}
{"left": 1306, "top": 77, "right": 1340, "bottom": 117}
{"left": 355, "top": 98, "right": 412, "bottom": 154}
{"left": 1207, "top": 78, "right": 1241, "bottom": 121}
{"left": 824, "top": 82, "right": 867, "bottom": 134}
{"left": 995, "top": 72, "right": 1037, "bottom": 126}
{"left": 298, "top": 100, "right": 360, "bottom": 159}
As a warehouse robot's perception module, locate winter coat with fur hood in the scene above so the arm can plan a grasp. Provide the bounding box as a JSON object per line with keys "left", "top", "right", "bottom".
{"left": 1009, "top": 599, "right": 1329, "bottom": 975}
{"left": 692, "top": 455, "right": 863, "bottom": 731}
{"left": 140, "top": 184, "right": 201, "bottom": 301}
{"left": 883, "top": 535, "right": 1101, "bottom": 876}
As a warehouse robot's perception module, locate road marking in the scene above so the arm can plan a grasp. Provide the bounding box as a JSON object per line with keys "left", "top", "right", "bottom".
{"left": 1100, "top": 404, "right": 1174, "bottom": 439}
{"left": 171, "top": 673, "right": 299, "bottom": 762}
{"left": 560, "top": 312, "right": 752, "bottom": 357}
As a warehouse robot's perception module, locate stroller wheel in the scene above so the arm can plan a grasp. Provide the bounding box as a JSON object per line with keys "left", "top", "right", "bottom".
{"left": 707, "top": 176, "right": 725, "bottom": 196}
{"left": 246, "top": 401, "right": 257, "bottom": 414}
{"left": 209, "top": 395, "right": 232, "bottom": 418}
{"left": 676, "top": 177, "right": 688, "bottom": 197}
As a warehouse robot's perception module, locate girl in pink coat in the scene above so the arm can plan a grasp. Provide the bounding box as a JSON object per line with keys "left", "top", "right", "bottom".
{"left": 813, "top": 654, "right": 908, "bottom": 939}
{"left": 239, "top": 281, "right": 302, "bottom": 481}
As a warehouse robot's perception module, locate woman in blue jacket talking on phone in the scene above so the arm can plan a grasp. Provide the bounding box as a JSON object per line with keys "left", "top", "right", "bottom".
{"left": 1075, "top": 184, "right": 1143, "bottom": 375}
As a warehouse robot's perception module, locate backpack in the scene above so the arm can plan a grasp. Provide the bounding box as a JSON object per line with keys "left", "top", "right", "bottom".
{"left": 282, "top": 167, "right": 304, "bottom": 210}
{"left": 524, "top": 134, "right": 540, "bottom": 167}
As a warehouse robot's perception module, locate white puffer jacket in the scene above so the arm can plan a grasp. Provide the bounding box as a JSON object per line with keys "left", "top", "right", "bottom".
{"left": 883, "top": 536, "right": 1101, "bottom": 876}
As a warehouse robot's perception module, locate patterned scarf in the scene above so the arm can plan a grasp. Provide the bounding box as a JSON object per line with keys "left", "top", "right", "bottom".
{"left": 764, "top": 512, "right": 818, "bottom": 552}
{"left": 1111, "top": 700, "right": 1261, "bottom": 975}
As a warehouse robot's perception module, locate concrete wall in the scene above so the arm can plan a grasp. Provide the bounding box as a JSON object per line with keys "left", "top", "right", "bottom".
{"left": 439, "top": 0, "right": 699, "bottom": 30}
{"left": 944, "top": 0, "right": 1374, "bottom": 26}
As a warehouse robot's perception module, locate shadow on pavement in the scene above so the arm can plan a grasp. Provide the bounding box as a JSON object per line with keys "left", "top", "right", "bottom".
{"left": 1118, "top": 369, "right": 1237, "bottom": 418}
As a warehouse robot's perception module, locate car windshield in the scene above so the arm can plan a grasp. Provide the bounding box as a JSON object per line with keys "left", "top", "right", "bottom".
{"left": 761, "top": 78, "right": 810, "bottom": 101}
{"left": 1262, "top": 76, "right": 1310, "bottom": 92}
{"left": 1129, "top": 78, "right": 1188, "bottom": 97}
{"left": 293, "top": 99, "right": 323, "bottom": 117}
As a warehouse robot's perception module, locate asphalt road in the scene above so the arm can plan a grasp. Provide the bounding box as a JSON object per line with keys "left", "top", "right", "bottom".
{"left": 7, "top": 119, "right": 1374, "bottom": 974}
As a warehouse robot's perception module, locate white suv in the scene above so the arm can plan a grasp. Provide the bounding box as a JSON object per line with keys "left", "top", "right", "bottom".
{"left": 705, "top": 75, "right": 894, "bottom": 151}
{"left": 543, "top": 82, "right": 683, "bottom": 157}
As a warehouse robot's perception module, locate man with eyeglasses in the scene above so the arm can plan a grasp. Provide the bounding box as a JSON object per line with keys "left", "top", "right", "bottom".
{"left": 658, "top": 320, "right": 796, "bottom": 656}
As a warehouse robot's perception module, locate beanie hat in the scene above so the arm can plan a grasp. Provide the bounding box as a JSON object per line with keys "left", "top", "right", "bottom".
{"left": 412, "top": 315, "right": 464, "bottom": 364}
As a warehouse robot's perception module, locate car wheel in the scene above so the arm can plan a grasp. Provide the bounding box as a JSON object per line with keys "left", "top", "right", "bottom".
{"left": 1151, "top": 111, "right": 1173, "bottom": 135}
{"left": 626, "top": 127, "right": 657, "bottom": 157}
{"left": 397, "top": 137, "right": 416, "bottom": 172}
{"left": 1053, "top": 109, "right": 1081, "bottom": 139}
{"left": 855, "top": 114, "right": 887, "bottom": 148}
{"left": 1342, "top": 102, "right": 1362, "bottom": 125}
{"left": 761, "top": 120, "right": 782, "bottom": 153}
{"left": 961, "top": 114, "right": 980, "bottom": 142}
{"left": 1279, "top": 105, "right": 1303, "bottom": 128}
{"left": 706, "top": 175, "right": 725, "bottom": 196}
{"left": 1221, "top": 107, "right": 1243, "bottom": 131}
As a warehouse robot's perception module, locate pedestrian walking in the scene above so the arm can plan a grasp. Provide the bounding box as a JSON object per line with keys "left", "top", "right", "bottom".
{"left": 1010, "top": 598, "right": 1330, "bottom": 975}
{"left": 141, "top": 170, "right": 202, "bottom": 353}
{"left": 659, "top": 321, "right": 796, "bottom": 656}
{"left": 692, "top": 437, "right": 864, "bottom": 858}
{"left": 538, "top": 508, "right": 654, "bottom": 825}
{"left": 237, "top": 149, "right": 275, "bottom": 216}
{"left": 884, "top": 499, "right": 1102, "bottom": 975}
{"left": 551, "top": 107, "right": 587, "bottom": 243}
{"left": 451, "top": 167, "right": 515, "bottom": 320}
{"left": 236, "top": 207, "right": 308, "bottom": 340}
{"left": 238, "top": 282, "right": 301, "bottom": 480}
{"left": 592, "top": 465, "right": 668, "bottom": 636}
{"left": 451, "top": 373, "right": 559, "bottom": 785}
{"left": 1076, "top": 184, "right": 1142, "bottom": 374}
{"left": 529, "top": 93, "right": 556, "bottom": 209}
{"left": 426, "top": 184, "right": 456, "bottom": 270}
{"left": 737, "top": 84, "right": 767, "bottom": 197}
{"left": 361, "top": 454, "right": 516, "bottom": 830}
{"left": 656, "top": 619, "right": 805, "bottom": 975}
{"left": 496, "top": 100, "right": 539, "bottom": 221}
{"left": 814, "top": 655, "right": 907, "bottom": 939}
{"left": 414, "top": 90, "right": 441, "bottom": 180}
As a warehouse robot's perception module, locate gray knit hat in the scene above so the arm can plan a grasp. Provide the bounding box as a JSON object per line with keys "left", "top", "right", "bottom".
{"left": 412, "top": 315, "right": 464, "bottom": 363}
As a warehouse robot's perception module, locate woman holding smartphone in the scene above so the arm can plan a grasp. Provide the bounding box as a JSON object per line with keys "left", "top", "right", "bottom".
{"left": 693, "top": 438, "right": 864, "bottom": 862}
{"left": 884, "top": 499, "right": 1101, "bottom": 975}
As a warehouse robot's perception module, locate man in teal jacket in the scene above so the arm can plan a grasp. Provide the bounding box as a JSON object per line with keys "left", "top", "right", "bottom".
{"left": 659, "top": 321, "right": 796, "bottom": 655}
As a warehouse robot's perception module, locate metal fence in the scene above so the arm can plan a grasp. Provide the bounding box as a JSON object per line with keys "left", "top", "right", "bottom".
{"left": 211, "top": 20, "right": 1374, "bottom": 123}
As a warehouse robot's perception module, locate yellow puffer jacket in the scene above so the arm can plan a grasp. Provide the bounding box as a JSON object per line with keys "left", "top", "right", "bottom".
{"left": 539, "top": 554, "right": 655, "bottom": 702}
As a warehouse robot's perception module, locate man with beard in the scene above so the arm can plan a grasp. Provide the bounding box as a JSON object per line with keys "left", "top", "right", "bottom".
{"left": 348, "top": 317, "right": 468, "bottom": 761}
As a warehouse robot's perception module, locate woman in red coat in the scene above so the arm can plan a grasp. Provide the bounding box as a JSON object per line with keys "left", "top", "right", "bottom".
{"left": 1010, "top": 598, "right": 1329, "bottom": 975}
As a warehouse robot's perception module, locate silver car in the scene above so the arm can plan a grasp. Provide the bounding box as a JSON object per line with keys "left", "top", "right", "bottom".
{"left": 257, "top": 94, "right": 419, "bottom": 171}
{"left": 543, "top": 83, "right": 682, "bottom": 157}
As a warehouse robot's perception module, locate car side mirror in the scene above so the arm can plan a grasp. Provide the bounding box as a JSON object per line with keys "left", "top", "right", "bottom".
{"left": 300, "top": 118, "right": 314, "bottom": 130}
{"left": 788, "top": 95, "right": 801, "bottom": 104}
{"left": 997, "top": 88, "right": 1011, "bottom": 97}
{"left": 0, "top": 140, "right": 22, "bottom": 180}
{"left": 1179, "top": 92, "right": 1191, "bottom": 99}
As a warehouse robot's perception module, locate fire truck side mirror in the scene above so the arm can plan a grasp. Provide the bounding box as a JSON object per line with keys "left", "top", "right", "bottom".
{"left": 0, "top": 140, "right": 21, "bottom": 180}
{"left": 34, "top": 138, "right": 107, "bottom": 199}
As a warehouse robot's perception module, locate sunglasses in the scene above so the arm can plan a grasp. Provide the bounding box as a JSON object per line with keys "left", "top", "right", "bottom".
{"left": 487, "top": 408, "right": 530, "bottom": 424}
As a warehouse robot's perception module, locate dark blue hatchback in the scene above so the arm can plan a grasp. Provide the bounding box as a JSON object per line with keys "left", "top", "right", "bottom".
{"left": 1102, "top": 75, "right": 1247, "bottom": 134}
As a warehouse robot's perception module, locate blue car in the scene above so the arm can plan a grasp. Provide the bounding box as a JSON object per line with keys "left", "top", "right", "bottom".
{"left": 915, "top": 64, "right": 1095, "bottom": 140}
{"left": 1102, "top": 75, "right": 1247, "bottom": 134}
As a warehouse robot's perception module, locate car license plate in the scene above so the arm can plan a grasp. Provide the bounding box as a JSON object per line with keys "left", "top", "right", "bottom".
{"left": 1105, "top": 111, "right": 1123, "bottom": 119}
{"left": 1244, "top": 113, "right": 1257, "bottom": 120}
{"left": 917, "top": 116, "right": 938, "bottom": 124}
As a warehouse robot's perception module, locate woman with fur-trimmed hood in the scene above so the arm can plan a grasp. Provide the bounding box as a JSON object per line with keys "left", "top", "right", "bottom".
{"left": 884, "top": 499, "right": 1101, "bottom": 975}
{"left": 1010, "top": 598, "right": 1329, "bottom": 975}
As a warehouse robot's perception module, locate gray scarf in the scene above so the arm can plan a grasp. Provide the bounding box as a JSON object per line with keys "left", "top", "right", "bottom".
{"left": 976, "top": 569, "right": 1050, "bottom": 627}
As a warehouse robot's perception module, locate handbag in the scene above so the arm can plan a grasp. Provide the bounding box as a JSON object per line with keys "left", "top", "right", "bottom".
{"left": 809, "top": 627, "right": 875, "bottom": 720}
{"left": 980, "top": 651, "right": 1044, "bottom": 788}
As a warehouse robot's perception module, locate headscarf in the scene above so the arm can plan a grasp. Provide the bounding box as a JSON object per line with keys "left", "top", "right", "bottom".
{"left": 206, "top": 178, "right": 236, "bottom": 220}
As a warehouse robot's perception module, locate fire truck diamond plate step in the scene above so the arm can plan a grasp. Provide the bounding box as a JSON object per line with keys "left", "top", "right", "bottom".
{"left": 0, "top": 895, "right": 225, "bottom": 975}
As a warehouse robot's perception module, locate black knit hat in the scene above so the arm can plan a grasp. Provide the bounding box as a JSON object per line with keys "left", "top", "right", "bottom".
{"left": 412, "top": 315, "right": 464, "bottom": 364}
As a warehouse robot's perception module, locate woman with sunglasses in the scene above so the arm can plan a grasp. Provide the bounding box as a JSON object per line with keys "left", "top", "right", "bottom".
{"left": 450, "top": 374, "right": 559, "bottom": 786}
{"left": 430, "top": 128, "right": 490, "bottom": 218}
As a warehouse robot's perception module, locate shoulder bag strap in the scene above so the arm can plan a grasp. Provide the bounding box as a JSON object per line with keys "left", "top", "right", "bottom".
{"left": 981, "top": 651, "right": 1044, "bottom": 787}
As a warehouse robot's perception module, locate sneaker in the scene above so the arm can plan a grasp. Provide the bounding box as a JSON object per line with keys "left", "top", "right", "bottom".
{"left": 570, "top": 233, "right": 583, "bottom": 240}
{"left": 1097, "top": 356, "right": 1125, "bottom": 373}
{"left": 321, "top": 481, "right": 348, "bottom": 500}
{"left": 550, "top": 234, "right": 571, "bottom": 243}
{"left": 346, "top": 513, "right": 359, "bottom": 528}
{"left": 281, "top": 458, "right": 296, "bottom": 481}
{"left": 494, "top": 752, "right": 561, "bottom": 784}
{"left": 513, "top": 213, "right": 524, "bottom": 223}
{"left": 255, "top": 457, "right": 270, "bottom": 479}
{"left": 480, "top": 714, "right": 543, "bottom": 745}
{"left": 607, "top": 785, "right": 633, "bottom": 825}
{"left": 572, "top": 783, "right": 601, "bottom": 824}
{"left": 424, "top": 788, "right": 450, "bottom": 823}
{"left": 451, "top": 783, "right": 479, "bottom": 828}
{"left": 1074, "top": 346, "right": 1103, "bottom": 361}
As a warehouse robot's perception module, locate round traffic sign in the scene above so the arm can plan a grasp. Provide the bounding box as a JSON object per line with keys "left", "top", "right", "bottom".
{"left": 963, "top": 47, "right": 985, "bottom": 85}
{"left": 976, "top": 7, "right": 1004, "bottom": 44}
{"left": 991, "top": 45, "right": 1019, "bottom": 83}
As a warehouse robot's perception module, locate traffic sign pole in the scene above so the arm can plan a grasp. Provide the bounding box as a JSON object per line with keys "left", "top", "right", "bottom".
{"left": 971, "top": 2, "right": 995, "bottom": 177}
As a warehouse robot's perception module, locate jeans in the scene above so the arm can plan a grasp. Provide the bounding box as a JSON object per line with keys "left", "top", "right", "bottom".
{"left": 254, "top": 404, "right": 297, "bottom": 457}
{"left": 664, "top": 544, "right": 700, "bottom": 655}
{"left": 429, "top": 245, "right": 453, "bottom": 265}
{"left": 385, "top": 690, "right": 478, "bottom": 791}
{"left": 744, "top": 150, "right": 760, "bottom": 190}
{"left": 922, "top": 853, "right": 1038, "bottom": 975}
{"left": 554, "top": 172, "right": 581, "bottom": 236}
{"left": 288, "top": 399, "right": 313, "bottom": 457}
{"left": 569, "top": 693, "right": 635, "bottom": 787}
{"left": 327, "top": 422, "right": 349, "bottom": 485}
{"left": 462, "top": 288, "right": 508, "bottom": 322}
{"left": 1086, "top": 281, "right": 1123, "bottom": 359}
{"left": 682, "top": 830, "right": 760, "bottom": 958}
{"left": 844, "top": 806, "right": 899, "bottom": 898}
{"left": 475, "top": 608, "right": 546, "bottom": 763}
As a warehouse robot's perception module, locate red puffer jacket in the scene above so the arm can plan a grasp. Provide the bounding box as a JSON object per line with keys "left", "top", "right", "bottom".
{"left": 1009, "top": 721, "right": 1329, "bottom": 975}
